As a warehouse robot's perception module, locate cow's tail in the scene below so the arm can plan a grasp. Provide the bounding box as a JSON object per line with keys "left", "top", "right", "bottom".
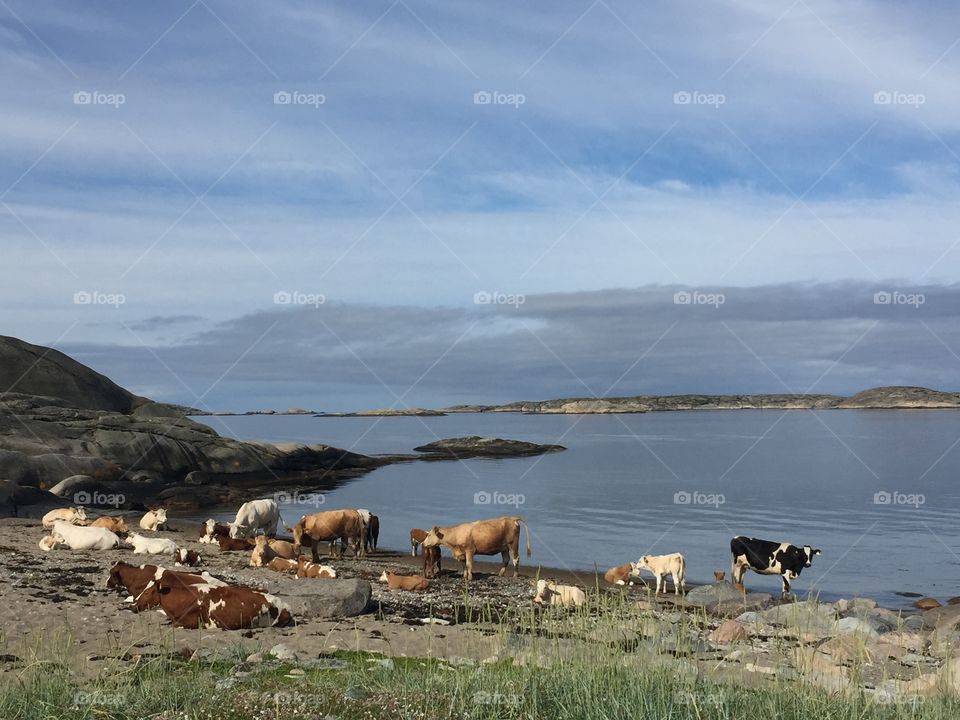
{"left": 519, "top": 518, "right": 531, "bottom": 558}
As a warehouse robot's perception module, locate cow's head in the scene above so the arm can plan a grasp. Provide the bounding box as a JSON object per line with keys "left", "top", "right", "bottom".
{"left": 74, "top": 507, "right": 88, "bottom": 522}
{"left": 421, "top": 526, "right": 443, "bottom": 548}
{"left": 153, "top": 508, "right": 168, "bottom": 523}
{"left": 533, "top": 578, "right": 556, "bottom": 604}
{"left": 802, "top": 546, "right": 821, "bottom": 567}
{"left": 228, "top": 522, "right": 245, "bottom": 539}
{"left": 38, "top": 535, "right": 58, "bottom": 552}
{"left": 378, "top": 571, "right": 390, "bottom": 583}
{"left": 630, "top": 556, "right": 651, "bottom": 576}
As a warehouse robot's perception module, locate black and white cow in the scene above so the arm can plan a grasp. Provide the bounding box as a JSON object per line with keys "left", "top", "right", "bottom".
{"left": 730, "top": 536, "right": 821, "bottom": 595}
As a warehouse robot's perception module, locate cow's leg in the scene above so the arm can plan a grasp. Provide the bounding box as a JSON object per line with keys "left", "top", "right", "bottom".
{"left": 509, "top": 543, "right": 520, "bottom": 576}
{"left": 654, "top": 573, "right": 662, "bottom": 594}
{"left": 498, "top": 550, "right": 509, "bottom": 576}
{"left": 464, "top": 551, "right": 474, "bottom": 581}
{"left": 672, "top": 571, "right": 681, "bottom": 595}
{"left": 310, "top": 538, "right": 320, "bottom": 563}
{"left": 781, "top": 572, "right": 792, "bottom": 596}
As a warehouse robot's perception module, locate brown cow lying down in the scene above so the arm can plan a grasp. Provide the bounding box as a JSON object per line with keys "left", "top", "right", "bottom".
{"left": 604, "top": 563, "right": 634, "bottom": 585}
{"left": 379, "top": 570, "right": 430, "bottom": 592}
{"left": 154, "top": 577, "right": 293, "bottom": 629}
{"left": 90, "top": 516, "right": 130, "bottom": 535}
{"left": 250, "top": 536, "right": 299, "bottom": 566}
{"left": 422, "top": 516, "right": 531, "bottom": 581}
{"left": 107, "top": 562, "right": 225, "bottom": 611}
{"left": 266, "top": 557, "right": 299, "bottom": 573}
{"left": 217, "top": 535, "right": 256, "bottom": 551}
{"left": 295, "top": 556, "right": 337, "bottom": 578}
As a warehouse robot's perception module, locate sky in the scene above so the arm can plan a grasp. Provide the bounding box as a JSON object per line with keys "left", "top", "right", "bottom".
{"left": 2, "top": 0, "right": 959, "bottom": 411}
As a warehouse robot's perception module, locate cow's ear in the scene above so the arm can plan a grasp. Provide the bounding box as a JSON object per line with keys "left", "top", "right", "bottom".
{"left": 814, "top": 548, "right": 822, "bottom": 556}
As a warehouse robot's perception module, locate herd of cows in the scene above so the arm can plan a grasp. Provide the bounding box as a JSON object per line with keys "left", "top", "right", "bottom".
{"left": 34, "top": 498, "right": 825, "bottom": 629}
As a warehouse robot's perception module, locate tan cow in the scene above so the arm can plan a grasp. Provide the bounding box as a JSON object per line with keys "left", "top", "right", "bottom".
{"left": 533, "top": 579, "right": 586, "bottom": 608}
{"left": 249, "top": 536, "right": 299, "bottom": 567}
{"left": 139, "top": 508, "right": 168, "bottom": 531}
{"left": 290, "top": 509, "right": 366, "bottom": 561}
{"left": 604, "top": 563, "right": 634, "bottom": 586}
{"left": 378, "top": 570, "right": 430, "bottom": 591}
{"left": 90, "top": 516, "right": 129, "bottom": 535}
{"left": 421, "top": 516, "right": 531, "bottom": 581}
{"left": 631, "top": 553, "right": 686, "bottom": 595}
{"left": 42, "top": 507, "right": 87, "bottom": 529}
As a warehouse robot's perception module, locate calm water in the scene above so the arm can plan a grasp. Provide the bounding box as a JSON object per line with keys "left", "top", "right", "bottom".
{"left": 194, "top": 411, "right": 960, "bottom": 607}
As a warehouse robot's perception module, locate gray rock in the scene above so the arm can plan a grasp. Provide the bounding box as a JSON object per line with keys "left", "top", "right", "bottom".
{"left": 837, "top": 616, "right": 879, "bottom": 637}
{"left": 754, "top": 600, "right": 836, "bottom": 632}
{"left": 282, "top": 579, "right": 371, "bottom": 619}
{"left": 683, "top": 582, "right": 743, "bottom": 606}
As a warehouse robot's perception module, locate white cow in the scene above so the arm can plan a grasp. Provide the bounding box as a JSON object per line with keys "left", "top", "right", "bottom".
{"left": 533, "top": 579, "right": 586, "bottom": 608}
{"left": 42, "top": 507, "right": 87, "bottom": 529}
{"left": 127, "top": 533, "right": 178, "bottom": 556}
{"left": 139, "top": 508, "right": 168, "bottom": 531}
{"left": 631, "top": 553, "right": 686, "bottom": 595}
{"left": 51, "top": 521, "right": 119, "bottom": 551}
{"left": 229, "top": 499, "right": 280, "bottom": 538}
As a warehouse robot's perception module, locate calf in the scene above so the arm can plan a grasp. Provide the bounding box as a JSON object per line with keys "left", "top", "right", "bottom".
{"left": 42, "top": 507, "right": 87, "bottom": 529}
{"left": 730, "top": 536, "right": 821, "bottom": 596}
{"left": 154, "top": 578, "right": 292, "bottom": 629}
{"left": 51, "top": 521, "right": 119, "bottom": 551}
{"left": 266, "top": 557, "right": 299, "bottom": 573}
{"left": 295, "top": 556, "right": 337, "bottom": 578}
{"left": 139, "top": 508, "right": 168, "bottom": 531}
{"left": 174, "top": 549, "right": 202, "bottom": 567}
{"left": 38, "top": 535, "right": 59, "bottom": 551}
{"left": 379, "top": 570, "right": 430, "bottom": 591}
{"left": 533, "top": 579, "right": 586, "bottom": 608}
{"left": 631, "top": 553, "right": 686, "bottom": 595}
{"left": 126, "top": 533, "right": 178, "bottom": 556}
{"left": 423, "top": 544, "right": 442, "bottom": 578}
{"left": 216, "top": 535, "right": 256, "bottom": 552}
{"left": 198, "top": 519, "right": 230, "bottom": 544}
{"left": 90, "top": 516, "right": 129, "bottom": 535}
{"left": 604, "top": 563, "right": 634, "bottom": 586}
{"left": 410, "top": 528, "right": 428, "bottom": 556}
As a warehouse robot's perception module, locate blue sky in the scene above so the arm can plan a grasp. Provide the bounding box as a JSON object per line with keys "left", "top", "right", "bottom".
{"left": 3, "top": 1, "right": 960, "bottom": 409}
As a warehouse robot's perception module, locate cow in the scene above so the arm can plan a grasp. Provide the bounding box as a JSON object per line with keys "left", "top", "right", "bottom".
{"left": 410, "top": 528, "right": 428, "bottom": 556}
{"left": 290, "top": 509, "right": 366, "bottom": 561}
{"left": 423, "top": 544, "right": 442, "bottom": 579}
{"left": 265, "top": 557, "right": 299, "bottom": 573}
{"left": 42, "top": 507, "right": 87, "bottom": 529}
{"left": 216, "top": 535, "right": 256, "bottom": 552}
{"left": 713, "top": 570, "right": 726, "bottom": 582}
{"left": 90, "top": 516, "right": 130, "bottom": 535}
{"left": 730, "top": 536, "right": 821, "bottom": 596}
{"left": 295, "top": 556, "right": 337, "bottom": 578}
{"left": 249, "top": 535, "right": 297, "bottom": 566}
{"left": 363, "top": 514, "right": 380, "bottom": 553}
{"left": 38, "top": 535, "right": 59, "bottom": 551}
{"left": 378, "top": 570, "right": 429, "bottom": 591}
{"left": 154, "top": 578, "right": 293, "bottom": 629}
{"left": 421, "top": 516, "right": 531, "bottom": 581}
{"left": 174, "top": 549, "right": 202, "bottom": 567}
{"left": 126, "top": 533, "right": 178, "bottom": 556}
{"left": 198, "top": 519, "right": 230, "bottom": 544}
{"left": 604, "top": 563, "right": 634, "bottom": 586}
{"left": 107, "top": 562, "right": 225, "bottom": 610}
{"left": 228, "top": 499, "right": 280, "bottom": 539}
{"left": 631, "top": 553, "right": 686, "bottom": 595}
{"left": 139, "top": 508, "right": 168, "bottom": 531}
{"left": 533, "top": 579, "right": 586, "bottom": 608}
{"left": 51, "top": 520, "right": 119, "bottom": 551}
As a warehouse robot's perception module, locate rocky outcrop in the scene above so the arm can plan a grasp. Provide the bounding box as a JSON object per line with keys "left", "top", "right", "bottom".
{"left": 412, "top": 436, "right": 565, "bottom": 459}
{"left": 442, "top": 386, "right": 960, "bottom": 414}
{"left": 316, "top": 408, "right": 446, "bottom": 417}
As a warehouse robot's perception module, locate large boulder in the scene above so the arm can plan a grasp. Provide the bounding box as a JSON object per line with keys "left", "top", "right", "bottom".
{"left": 0, "top": 480, "right": 64, "bottom": 517}
{"left": 683, "top": 582, "right": 743, "bottom": 606}
{"left": 754, "top": 600, "right": 837, "bottom": 633}
{"left": 281, "top": 579, "right": 371, "bottom": 619}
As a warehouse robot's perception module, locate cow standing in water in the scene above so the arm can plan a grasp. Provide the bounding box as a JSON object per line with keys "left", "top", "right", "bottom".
{"left": 730, "top": 536, "right": 821, "bottom": 596}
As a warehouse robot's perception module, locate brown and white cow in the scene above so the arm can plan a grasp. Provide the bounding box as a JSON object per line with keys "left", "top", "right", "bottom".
{"left": 295, "top": 556, "right": 337, "bottom": 578}
{"left": 290, "top": 509, "right": 366, "bottom": 561}
{"left": 421, "top": 516, "right": 531, "bottom": 581}
{"left": 174, "top": 549, "right": 202, "bottom": 567}
{"left": 42, "top": 507, "right": 87, "bottom": 529}
{"left": 198, "top": 519, "right": 230, "bottom": 544}
{"left": 265, "top": 557, "right": 299, "bottom": 573}
{"left": 107, "top": 562, "right": 225, "bottom": 611}
{"left": 216, "top": 535, "right": 257, "bottom": 552}
{"left": 631, "top": 553, "right": 686, "bottom": 595}
{"left": 378, "top": 570, "right": 430, "bottom": 591}
{"left": 533, "top": 579, "right": 586, "bottom": 608}
{"left": 154, "top": 578, "right": 293, "bottom": 629}
{"left": 604, "top": 563, "right": 634, "bottom": 586}
{"left": 90, "top": 516, "right": 129, "bottom": 535}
